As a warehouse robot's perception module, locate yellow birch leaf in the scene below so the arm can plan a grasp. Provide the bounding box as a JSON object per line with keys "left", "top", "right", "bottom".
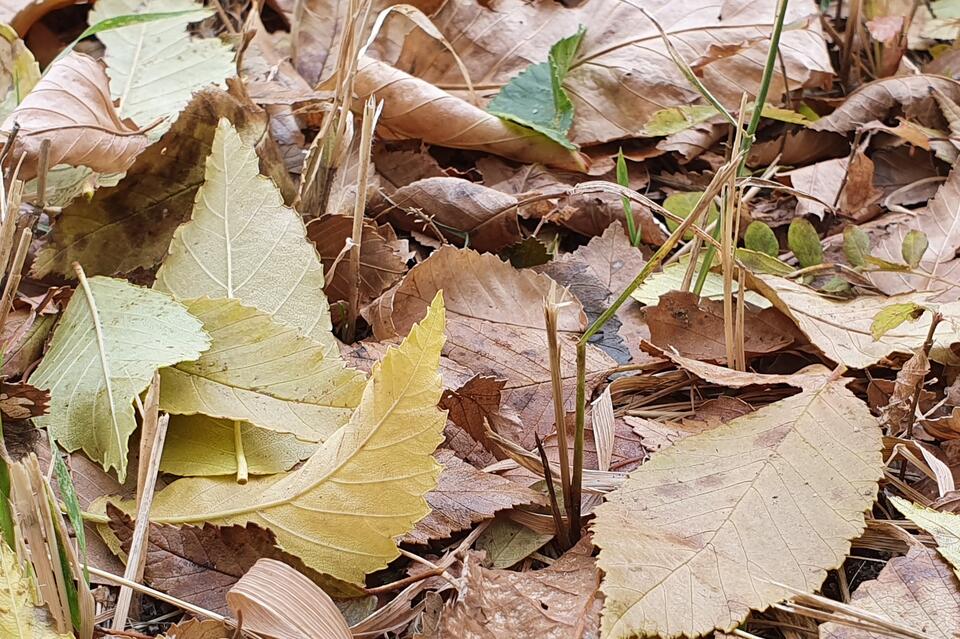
{"left": 592, "top": 377, "right": 883, "bottom": 639}
{"left": 159, "top": 298, "right": 364, "bottom": 442}
{"left": 142, "top": 294, "right": 446, "bottom": 584}
{"left": 0, "top": 539, "right": 73, "bottom": 638}
{"left": 29, "top": 277, "right": 209, "bottom": 481}
{"left": 154, "top": 118, "right": 337, "bottom": 354}
{"left": 890, "top": 497, "right": 960, "bottom": 580}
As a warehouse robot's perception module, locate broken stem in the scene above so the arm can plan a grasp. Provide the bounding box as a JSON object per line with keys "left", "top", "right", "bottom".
{"left": 234, "top": 421, "right": 249, "bottom": 485}
{"left": 535, "top": 434, "right": 571, "bottom": 549}
{"left": 543, "top": 282, "right": 573, "bottom": 529}
{"left": 571, "top": 341, "right": 586, "bottom": 541}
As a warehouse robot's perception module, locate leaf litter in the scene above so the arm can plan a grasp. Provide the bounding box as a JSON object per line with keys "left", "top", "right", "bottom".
{"left": 1, "top": 0, "right": 960, "bottom": 637}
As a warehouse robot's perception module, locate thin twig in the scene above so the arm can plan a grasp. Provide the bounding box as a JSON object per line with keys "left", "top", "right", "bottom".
{"left": 904, "top": 310, "right": 943, "bottom": 438}
{"left": 535, "top": 434, "right": 571, "bottom": 549}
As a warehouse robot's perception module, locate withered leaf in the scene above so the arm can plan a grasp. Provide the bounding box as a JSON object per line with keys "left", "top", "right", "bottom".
{"left": 0, "top": 379, "right": 48, "bottom": 420}
{"left": 403, "top": 450, "right": 544, "bottom": 544}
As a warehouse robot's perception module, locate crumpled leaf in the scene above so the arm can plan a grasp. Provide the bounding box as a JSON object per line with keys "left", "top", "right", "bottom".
{"left": 89, "top": 0, "right": 236, "bottom": 138}
{"left": 487, "top": 26, "right": 585, "bottom": 149}
{"left": 31, "top": 86, "right": 289, "bottom": 279}
{"left": 0, "top": 22, "right": 38, "bottom": 122}
{"left": 890, "top": 497, "right": 960, "bottom": 579}
{"left": 365, "top": 246, "right": 615, "bottom": 444}
{"left": 751, "top": 273, "right": 960, "bottom": 368}
{"left": 1, "top": 52, "right": 148, "bottom": 182}
{"left": 143, "top": 295, "right": 446, "bottom": 583}
{"left": 354, "top": 56, "right": 588, "bottom": 172}
{"left": 435, "top": 537, "right": 601, "bottom": 639}
{"left": 378, "top": 0, "right": 832, "bottom": 146}
{"left": 819, "top": 545, "right": 960, "bottom": 639}
{"left": 155, "top": 118, "right": 337, "bottom": 351}
{"left": 29, "top": 276, "right": 209, "bottom": 481}
{"left": 593, "top": 376, "right": 882, "bottom": 639}
{"left": 160, "top": 298, "right": 364, "bottom": 442}
{"left": 403, "top": 450, "right": 545, "bottom": 544}
{"left": 0, "top": 538, "right": 73, "bottom": 638}
{"left": 160, "top": 415, "right": 316, "bottom": 477}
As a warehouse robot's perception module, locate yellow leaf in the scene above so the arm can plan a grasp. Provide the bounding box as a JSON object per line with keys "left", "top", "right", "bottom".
{"left": 890, "top": 497, "right": 960, "bottom": 580}
{"left": 155, "top": 118, "right": 338, "bottom": 354}
{"left": 160, "top": 298, "right": 364, "bottom": 442}
{"left": 0, "top": 540, "right": 73, "bottom": 638}
{"left": 592, "top": 377, "right": 883, "bottom": 639}
{"left": 143, "top": 294, "right": 446, "bottom": 583}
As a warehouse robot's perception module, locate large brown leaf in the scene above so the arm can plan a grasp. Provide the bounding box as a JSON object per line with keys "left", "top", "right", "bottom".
{"left": 433, "top": 538, "right": 602, "bottom": 639}
{"left": 364, "top": 246, "right": 615, "bottom": 442}
{"left": 381, "top": 0, "right": 832, "bottom": 145}
{"left": 593, "top": 376, "right": 883, "bottom": 639}
{"left": 354, "top": 56, "right": 588, "bottom": 171}
{"left": 2, "top": 52, "right": 148, "bottom": 181}
{"left": 31, "top": 85, "right": 290, "bottom": 278}
{"left": 819, "top": 545, "right": 960, "bottom": 639}
{"left": 403, "top": 450, "right": 544, "bottom": 544}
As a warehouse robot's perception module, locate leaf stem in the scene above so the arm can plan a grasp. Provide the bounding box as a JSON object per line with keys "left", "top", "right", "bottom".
{"left": 233, "top": 421, "right": 248, "bottom": 485}
{"left": 543, "top": 283, "right": 573, "bottom": 533}
{"left": 904, "top": 310, "right": 943, "bottom": 438}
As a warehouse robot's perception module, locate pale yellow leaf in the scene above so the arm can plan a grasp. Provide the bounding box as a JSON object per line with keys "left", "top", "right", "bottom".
{"left": 0, "top": 22, "right": 39, "bottom": 122}
{"left": 29, "top": 277, "right": 209, "bottom": 481}
{"left": 593, "top": 377, "right": 883, "bottom": 639}
{"left": 890, "top": 497, "right": 960, "bottom": 580}
{"left": 155, "top": 118, "right": 338, "bottom": 353}
{"left": 143, "top": 295, "right": 446, "bottom": 583}
{"left": 159, "top": 298, "right": 364, "bottom": 442}
{"left": 0, "top": 540, "right": 73, "bottom": 638}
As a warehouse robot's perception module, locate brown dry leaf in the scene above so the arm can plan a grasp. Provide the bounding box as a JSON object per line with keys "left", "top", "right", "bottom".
{"left": 32, "top": 85, "right": 290, "bottom": 278}
{"left": 644, "top": 291, "right": 796, "bottom": 362}
{"left": 540, "top": 223, "right": 651, "bottom": 363}
{"left": 750, "top": 273, "right": 960, "bottom": 368}
{"left": 354, "top": 56, "right": 587, "bottom": 172}
{"left": 306, "top": 214, "right": 409, "bottom": 306}
{"left": 403, "top": 450, "right": 544, "bottom": 544}
{"left": 388, "top": 177, "right": 521, "bottom": 252}
{"left": 788, "top": 152, "right": 880, "bottom": 221}
{"left": 627, "top": 397, "right": 753, "bottom": 455}
{"left": 0, "top": 379, "right": 48, "bottom": 420}
{"left": 543, "top": 413, "right": 646, "bottom": 473}
{"left": 593, "top": 376, "right": 883, "bottom": 639}
{"left": 227, "top": 559, "right": 351, "bottom": 639}
{"left": 1, "top": 52, "right": 148, "bottom": 181}
{"left": 819, "top": 545, "right": 960, "bottom": 639}
{"left": 811, "top": 75, "right": 960, "bottom": 134}
{"left": 880, "top": 349, "right": 930, "bottom": 436}
{"left": 652, "top": 346, "right": 833, "bottom": 390}
{"left": 364, "top": 246, "right": 615, "bottom": 443}
{"left": 440, "top": 375, "right": 525, "bottom": 466}
{"left": 383, "top": 0, "right": 832, "bottom": 146}
{"left": 107, "top": 505, "right": 348, "bottom": 614}
{"left": 160, "top": 619, "right": 230, "bottom": 639}
{"left": 436, "top": 537, "right": 601, "bottom": 639}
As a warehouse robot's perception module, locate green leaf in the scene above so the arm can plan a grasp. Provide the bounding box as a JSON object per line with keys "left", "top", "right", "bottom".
{"left": 843, "top": 225, "right": 871, "bottom": 268}
{"left": 663, "top": 191, "right": 719, "bottom": 241}
{"left": 616, "top": 149, "right": 639, "bottom": 246}
{"left": 735, "top": 248, "right": 795, "bottom": 277}
{"left": 640, "top": 105, "right": 717, "bottom": 136}
{"left": 487, "top": 26, "right": 585, "bottom": 149}
{"left": 870, "top": 302, "right": 926, "bottom": 340}
{"left": 48, "top": 432, "right": 88, "bottom": 583}
{"left": 160, "top": 298, "right": 364, "bottom": 443}
{"left": 0, "top": 539, "right": 73, "bottom": 638}
{"left": 787, "top": 218, "right": 823, "bottom": 268}
{"left": 474, "top": 517, "right": 552, "bottom": 569}
{"left": 890, "top": 496, "right": 960, "bottom": 580}
{"left": 901, "top": 229, "right": 929, "bottom": 269}
{"left": 89, "top": 0, "right": 235, "bottom": 138}
{"left": 744, "top": 221, "right": 778, "bottom": 256}
{"left": 29, "top": 276, "right": 210, "bottom": 481}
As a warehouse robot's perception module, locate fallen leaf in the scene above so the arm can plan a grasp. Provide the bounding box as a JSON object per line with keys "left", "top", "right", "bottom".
{"left": 29, "top": 276, "right": 209, "bottom": 481}
{"left": 436, "top": 537, "right": 601, "bottom": 639}
{"left": 593, "top": 376, "right": 882, "bottom": 639}
{"left": 160, "top": 298, "right": 364, "bottom": 442}
{"left": 880, "top": 350, "right": 930, "bottom": 435}
{"left": 644, "top": 291, "right": 796, "bottom": 361}
{"left": 143, "top": 295, "right": 446, "bottom": 583}
{"left": 631, "top": 255, "right": 771, "bottom": 308}
{"left": 90, "top": 0, "right": 236, "bottom": 138}
{"left": 160, "top": 415, "right": 316, "bottom": 477}
{"left": 819, "top": 545, "right": 960, "bottom": 639}
{"left": 751, "top": 273, "right": 960, "bottom": 368}
{"left": 0, "top": 538, "right": 72, "bottom": 638}
{"left": 160, "top": 618, "right": 230, "bottom": 639}
{"left": 0, "top": 379, "right": 48, "bottom": 420}
{"left": 307, "top": 214, "right": 409, "bottom": 306}
{"left": 811, "top": 75, "right": 960, "bottom": 134}
{"left": 155, "top": 118, "right": 338, "bottom": 351}
{"left": 386, "top": 0, "right": 832, "bottom": 145}
{"left": 890, "top": 497, "right": 960, "bottom": 579}
{"left": 403, "top": 450, "right": 544, "bottom": 544}
{"left": 365, "top": 246, "right": 615, "bottom": 445}
{"left": 31, "top": 86, "right": 289, "bottom": 279}
{"left": 0, "top": 23, "right": 38, "bottom": 122}
{"left": 387, "top": 177, "right": 521, "bottom": 252}
{"left": 473, "top": 517, "right": 553, "bottom": 569}
{"left": 226, "top": 559, "right": 351, "bottom": 639}
{"left": 1, "top": 52, "right": 148, "bottom": 182}
{"left": 354, "top": 56, "right": 588, "bottom": 172}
